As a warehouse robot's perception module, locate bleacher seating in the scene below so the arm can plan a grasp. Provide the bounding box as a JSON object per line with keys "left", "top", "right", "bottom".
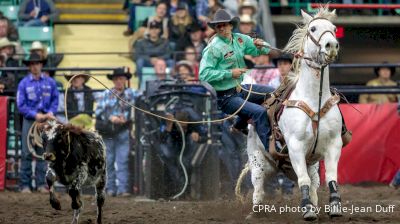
{"left": 18, "top": 26, "right": 54, "bottom": 53}
{"left": 0, "top": 5, "right": 18, "bottom": 22}
{"left": 134, "top": 5, "right": 155, "bottom": 30}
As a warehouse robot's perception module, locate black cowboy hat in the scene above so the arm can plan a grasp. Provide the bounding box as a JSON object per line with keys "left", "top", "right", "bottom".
{"left": 64, "top": 71, "right": 91, "bottom": 82}
{"left": 207, "top": 9, "right": 240, "bottom": 30}
{"left": 374, "top": 61, "right": 396, "bottom": 77}
{"left": 106, "top": 67, "right": 132, "bottom": 80}
{"left": 22, "top": 53, "right": 47, "bottom": 66}
{"left": 272, "top": 53, "right": 293, "bottom": 66}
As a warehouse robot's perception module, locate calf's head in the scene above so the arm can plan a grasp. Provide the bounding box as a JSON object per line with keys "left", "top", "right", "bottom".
{"left": 40, "top": 120, "right": 68, "bottom": 161}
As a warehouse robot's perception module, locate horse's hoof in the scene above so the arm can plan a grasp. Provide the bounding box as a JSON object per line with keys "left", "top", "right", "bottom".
{"left": 328, "top": 201, "right": 343, "bottom": 218}
{"left": 50, "top": 199, "right": 61, "bottom": 210}
{"left": 303, "top": 204, "right": 318, "bottom": 221}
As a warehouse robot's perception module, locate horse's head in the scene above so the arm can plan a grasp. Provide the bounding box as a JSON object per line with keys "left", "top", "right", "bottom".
{"left": 285, "top": 6, "right": 339, "bottom": 68}
{"left": 302, "top": 8, "right": 339, "bottom": 65}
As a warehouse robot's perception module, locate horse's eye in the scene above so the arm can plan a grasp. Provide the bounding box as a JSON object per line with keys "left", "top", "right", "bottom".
{"left": 310, "top": 26, "right": 316, "bottom": 32}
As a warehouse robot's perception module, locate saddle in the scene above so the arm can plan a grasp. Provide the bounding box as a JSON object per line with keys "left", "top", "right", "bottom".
{"left": 263, "top": 76, "right": 353, "bottom": 170}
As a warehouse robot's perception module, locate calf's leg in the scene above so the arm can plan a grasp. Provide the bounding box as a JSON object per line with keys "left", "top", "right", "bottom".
{"left": 46, "top": 168, "right": 61, "bottom": 210}
{"left": 69, "top": 167, "right": 88, "bottom": 224}
{"left": 95, "top": 171, "right": 106, "bottom": 224}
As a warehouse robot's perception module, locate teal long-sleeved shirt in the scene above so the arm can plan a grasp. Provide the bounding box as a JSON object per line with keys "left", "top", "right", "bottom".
{"left": 199, "top": 33, "right": 270, "bottom": 91}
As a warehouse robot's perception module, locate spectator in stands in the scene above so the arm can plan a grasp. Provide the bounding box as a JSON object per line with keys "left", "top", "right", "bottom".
{"left": 63, "top": 71, "right": 94, "bottom": 127}
{"left": 174, "top": 60, "right": 194, "bottom": 81}
{"left": 122, "top": 0, "right": 156, "bottom": 36}
{"left": 238, "top": 0, "right": 258, "bottom": 18}
{"left": 196, "top": 0, "right": 224, "bottom": 24}
{"left": 182, "top": 46, "right": 199, "bottom": 78}
{"left": 0, "top": 54, "right": 15, "bottom": 94}
{"left": 0, "top": 16, "right": 19, "bottom": 42}
{"left": 133, "top": 20, "right": 172, "bottom": 87}
{"left": 128, "top": 1, "right": 169, "bottom": 52}
{"left": 175, "top": 22, "right": 207, "bottom": 61}
{"left": 0, "top": 37, "right": 18, "bottom": 67}
{"left": 17, "top": 53, "right": 59, "bottom": 193}
{"left": 270, "top": 53, "right": 293, "bottom": 88}
{"left": 29, "top": 41, "right": 63, "bottom": 79}
{"left": 359, "top": 62, "right": 398, "bottom": 104}
{"left": 18, "top": 0, "right": 58, "bottom": 27}
{"left": 248, "top": 54, "right": 280, "bottom": 88}
{"left": 154, "top": 58, "right": 169, "bottom": 80}
{"left": 168, "top": 2, "right": 195, "bottom": 48}
{"left": 95, "top": 67, "right": 139, "bottom": 197}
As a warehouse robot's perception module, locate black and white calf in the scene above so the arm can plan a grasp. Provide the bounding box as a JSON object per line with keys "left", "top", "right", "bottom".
{"left": 40, "top": 120, "right": 107, "bottom": 224}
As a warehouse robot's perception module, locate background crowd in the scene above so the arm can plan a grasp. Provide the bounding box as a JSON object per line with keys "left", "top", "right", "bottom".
{"left": 0, "top": 0, "right": 399, "bottom": 198}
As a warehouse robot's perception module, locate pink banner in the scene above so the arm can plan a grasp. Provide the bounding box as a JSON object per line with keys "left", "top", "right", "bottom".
{"left": 0, "top": 97, "right": 7, "bottom": 190}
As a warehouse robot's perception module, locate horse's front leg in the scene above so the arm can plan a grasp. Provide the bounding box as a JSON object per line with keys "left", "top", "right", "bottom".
{"left": 288, "top": 139, "right": 317, "bottom": 221}
{"left": 46, "top": 168, "right": 61, "bottom": 210}
{"left": 69, "top": 166, "right": 88, "bottom": 224}
{"left": 324, "top": 136, "right": 343, "bottom": 217}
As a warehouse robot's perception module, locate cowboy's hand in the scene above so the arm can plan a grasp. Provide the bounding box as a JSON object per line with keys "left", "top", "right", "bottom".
{"left": 109, "top": 115, "right": 120, "bottom": 123}
{"left": 231, "top": 68, "right": 247, "bottom": 79}
{"left": 191, "top": 132, "right": 200, "bottom": 142}
{"left": 0, "top": 84, "right": 4, "bottom": 93}
{"left": 30, "top": 10, "right": 37, "bottom": 18}
{"left": 45, "top": 112, "right": 55, "bottom": 120}
{"left": 35, "top": 113, "right": 46, "bottom": 122}
{"left": 253, "top": 38, "right": 266, "bottom": 49}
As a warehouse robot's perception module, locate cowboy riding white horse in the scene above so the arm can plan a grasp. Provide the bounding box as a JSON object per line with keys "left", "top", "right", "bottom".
{"left": 236, "top": 6, "right": 346, "bottom": 221}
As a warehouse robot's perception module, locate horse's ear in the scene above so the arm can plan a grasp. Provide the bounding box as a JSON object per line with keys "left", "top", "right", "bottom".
{"left": 331, "top": 9, "right": 337, "bottom": 16}
{"left": 301, "top": 9, "right": 312, "bottom": 24}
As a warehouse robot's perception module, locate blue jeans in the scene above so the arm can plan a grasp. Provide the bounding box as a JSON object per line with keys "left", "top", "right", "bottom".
{"left": 104, "top": 130, "right": 131, "bottom": 194}
{"left": 22, "top": 19, "right": 47, "bottom": 27}
{"left": 20, "top": 118, "right": 47, "bottom": 189}
{"left": 218, "top": 84, "right": 274, "bottom": 151}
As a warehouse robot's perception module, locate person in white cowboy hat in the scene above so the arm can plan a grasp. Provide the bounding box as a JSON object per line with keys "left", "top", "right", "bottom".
{"left": 0, "top": 37, "right": 18, "bottom": 67}
{"left": 238, "top": 14, "right": 256, "bottom": 34}
{"left": 238, "top": 0, "right": 258, "bottom": 17}
{"left": 29, "top": 41, "right": 48, "bottom": 59}
{"left": 200, "top": 9, "right": 278, "bottom": 152}
{"left": 63, "top": 71, "right": 94, "bottom": 124}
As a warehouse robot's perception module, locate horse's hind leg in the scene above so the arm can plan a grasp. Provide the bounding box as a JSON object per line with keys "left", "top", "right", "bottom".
{"left": 324, "top": 138, "right": 343, "bottom": 217}
{"left": 308, "top": 162, "right": 320, "bottom": 207}
{"left": 244, "top": 127, "right": 273, "bottom": 219}
{"left": 95, "top": 171, "right": 106, "bottom": 224}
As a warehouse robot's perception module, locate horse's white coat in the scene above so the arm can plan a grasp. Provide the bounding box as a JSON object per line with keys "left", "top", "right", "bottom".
{"left": 243, "top": 6, "right": 342, "bottom": 215}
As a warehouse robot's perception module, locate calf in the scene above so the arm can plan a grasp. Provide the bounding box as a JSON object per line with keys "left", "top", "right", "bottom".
{"left": 40, "top": 120, "right": 106, "bottom": 224}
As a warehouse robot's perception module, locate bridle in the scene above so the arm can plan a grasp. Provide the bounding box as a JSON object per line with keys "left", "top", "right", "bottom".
{"left": 302, "top": 17, "right": 337, "bottom": 70}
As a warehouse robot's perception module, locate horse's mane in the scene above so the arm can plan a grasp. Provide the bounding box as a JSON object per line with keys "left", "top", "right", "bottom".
{"left": 283, "top": 5, "right": 337, "bottom": 78}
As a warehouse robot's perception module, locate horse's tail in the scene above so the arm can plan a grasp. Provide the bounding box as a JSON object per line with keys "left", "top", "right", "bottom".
{"left": 235, "top": 162, "right": 250, "bottom": 203}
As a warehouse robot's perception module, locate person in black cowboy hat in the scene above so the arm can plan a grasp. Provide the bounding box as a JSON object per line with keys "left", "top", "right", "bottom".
{"left": 95, "top": 66, "right": 139, "bottom": 197}
{"left": 199, "top": 8, "right": 278, "bottom": 152}
{"left": 359, "top": 62, "right": 398, "bottom": 104}
{"left": 17, "top": 52, "right": 59, "bottom": 193}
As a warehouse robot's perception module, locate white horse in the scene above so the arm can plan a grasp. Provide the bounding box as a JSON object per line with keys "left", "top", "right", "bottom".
{"left": 237, "top": 7, "right": 343, "bottom": 221}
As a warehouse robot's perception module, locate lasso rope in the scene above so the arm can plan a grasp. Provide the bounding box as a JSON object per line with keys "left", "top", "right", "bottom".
{"left": 65, "top": 74, "right": 255, "bottom": 124}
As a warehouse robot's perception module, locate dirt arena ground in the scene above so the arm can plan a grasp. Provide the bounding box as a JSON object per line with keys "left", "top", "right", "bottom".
{"left": 0, "top": 185, "right": 399, "bottom": 224}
